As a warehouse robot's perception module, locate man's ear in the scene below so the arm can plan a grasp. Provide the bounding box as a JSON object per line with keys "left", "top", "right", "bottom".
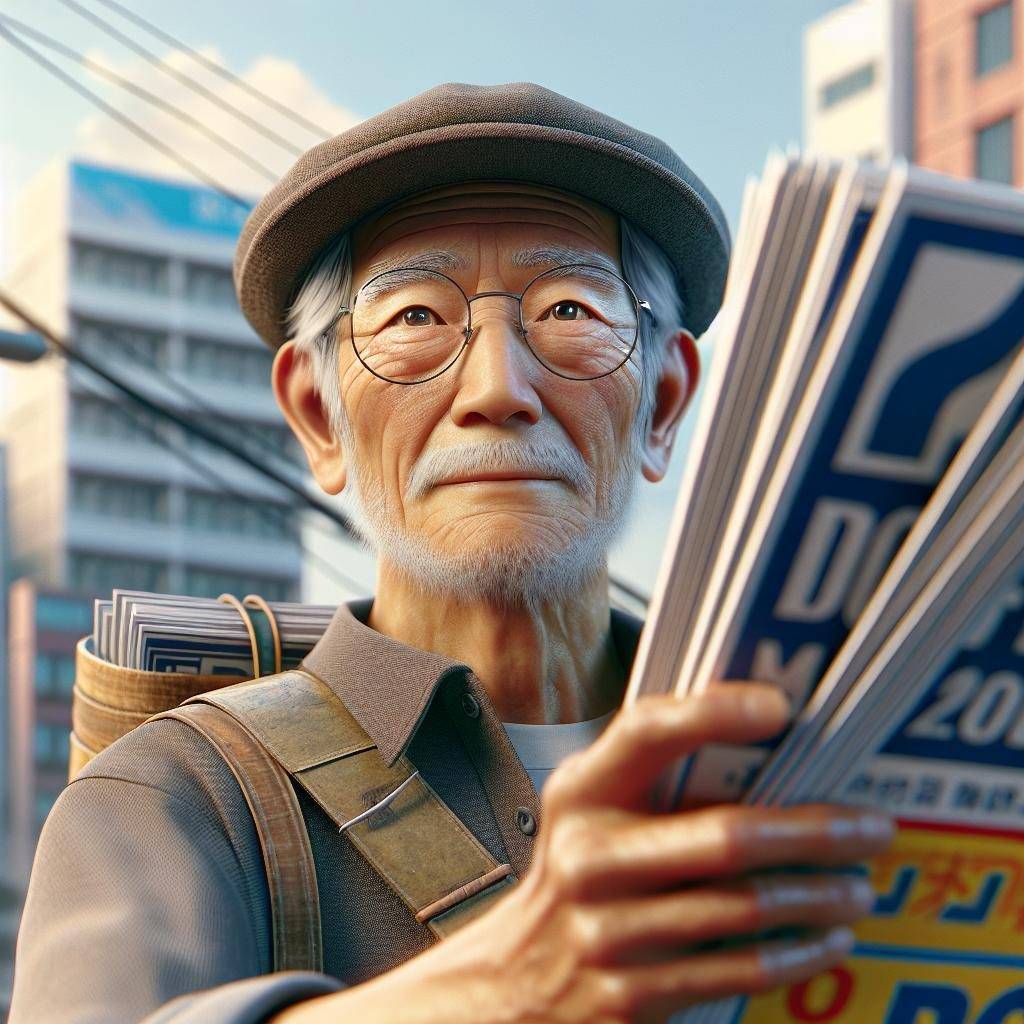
{"left": 272, "top": 339, "right": 347, "bottom": 495}
{"left": 641, "top": 329, "right": 700, "bottom": 483}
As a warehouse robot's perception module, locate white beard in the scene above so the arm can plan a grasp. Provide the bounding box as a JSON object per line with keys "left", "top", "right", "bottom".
{"left": 337, "top": 420, "right": 645, "bottom": 610}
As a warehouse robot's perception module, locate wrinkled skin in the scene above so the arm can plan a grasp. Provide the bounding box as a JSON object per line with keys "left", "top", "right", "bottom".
{"left": 272, "top": 181, "right": 893, "bottom": 1023}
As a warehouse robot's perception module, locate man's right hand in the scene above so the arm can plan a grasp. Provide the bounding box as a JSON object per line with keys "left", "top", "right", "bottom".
{"left": 274, "top": 683, "right": 893, "bottom": 1024}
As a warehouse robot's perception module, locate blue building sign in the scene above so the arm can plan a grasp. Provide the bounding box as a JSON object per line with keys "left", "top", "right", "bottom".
{"left": 70, "top": 161, "right": 254, "bottom": 239}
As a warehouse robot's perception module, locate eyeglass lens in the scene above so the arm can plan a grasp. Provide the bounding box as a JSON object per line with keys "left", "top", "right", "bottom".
{"left": 349, "top": 265, "right": 639, "bottom": 384}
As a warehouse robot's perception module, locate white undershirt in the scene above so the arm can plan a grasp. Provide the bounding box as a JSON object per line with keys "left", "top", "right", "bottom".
{"left": 502, "top": 710, "right": 616, "bottom": 793}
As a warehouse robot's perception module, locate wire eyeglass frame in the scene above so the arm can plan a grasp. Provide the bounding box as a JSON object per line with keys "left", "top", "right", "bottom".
{"left": 336, "top": 261, "right": 657, "bottom": 385}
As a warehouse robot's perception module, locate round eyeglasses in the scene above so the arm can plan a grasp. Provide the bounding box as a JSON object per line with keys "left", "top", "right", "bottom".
{"left": 338, "top": 263, "right": 655, "bottom": 385}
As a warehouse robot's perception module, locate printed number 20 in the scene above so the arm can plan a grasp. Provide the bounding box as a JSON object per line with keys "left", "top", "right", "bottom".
{"left": 906, "top": 668, "right": 1024, "bottom": 747}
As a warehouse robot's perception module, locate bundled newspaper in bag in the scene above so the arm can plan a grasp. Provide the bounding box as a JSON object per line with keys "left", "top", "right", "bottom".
{"left": 74, "top": 151, "right": 1024, "bottom": 1024}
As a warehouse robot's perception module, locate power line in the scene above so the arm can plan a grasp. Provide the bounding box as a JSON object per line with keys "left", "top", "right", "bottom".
{"left": 0, "top": 17, "right": 309, "bottom": 474}
{"left": 0, "top": 289, "right": 358, "bottom": 540}
{"left": 57, "top": 0, "right": 306, "bottom": 157}
{"left": 89, "top": 0, "right": 333, "bottom": 142}
{"left": 1, "top": 15, "right": 650, "bottom": 609}
{"left": 79, "top": 325, "right": 307, "bottom": 489}
{"left": 67, "top": 363, "right": 370, "bottom": 598}
{"left": 0, "top": 21, "right": 251, "bottom": 207}
{"left": 0, "top": 14, "right": 280, "bottom": 184}
{"left": 71, "top": 317, "right": 309, "bottom": 487}
{"left": 5, "top": 286, "right": 649, "bottom": 609}
{"left": 609, "top": 576, "right": 650, "bottom": 611}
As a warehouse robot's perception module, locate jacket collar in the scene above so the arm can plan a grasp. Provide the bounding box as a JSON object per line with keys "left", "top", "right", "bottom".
{"left": 301, "top": 597, "right": 644, "bottom": 766}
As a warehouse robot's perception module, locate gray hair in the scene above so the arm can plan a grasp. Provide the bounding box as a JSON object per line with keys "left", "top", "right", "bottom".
{"left": 285, "top": 214, "right": 688, "bottom": 435}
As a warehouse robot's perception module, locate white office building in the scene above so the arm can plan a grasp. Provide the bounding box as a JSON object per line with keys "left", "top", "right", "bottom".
{"left": 803, "top": 0, "right": 915, "bottom": 163}
{"left": 0, "top": 160, "right": 305, "bottom": 602}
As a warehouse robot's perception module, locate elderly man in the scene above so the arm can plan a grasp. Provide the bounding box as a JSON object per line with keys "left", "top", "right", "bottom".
{"left": 10, "top": 82, "right": 891, "bottom": 1024}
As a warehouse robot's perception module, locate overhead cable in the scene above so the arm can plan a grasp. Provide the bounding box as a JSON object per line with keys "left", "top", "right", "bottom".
{"left": 0, "top": 21, "right": 251, "bottom": 207}
{"left": 68, "top": 363, "right": 370, "bottom": 598}
{"left": 89, "top": 0, "right": 333, "bottom": 141}
{"left": 0, "top": 13, "right": 280, "bottom": 183}
{"left": 56, "top": 0, "right": 306, "bottom": 157}
{"left": 0, "top": 288, "right": 357, "bottom": 540}
{"left": 1, "top": 18, "right": 650, "bottom": 608}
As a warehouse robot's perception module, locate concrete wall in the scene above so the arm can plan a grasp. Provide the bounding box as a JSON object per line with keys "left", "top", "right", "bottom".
{"left": 804, "top": 0, "right": 915, "bottom": 161}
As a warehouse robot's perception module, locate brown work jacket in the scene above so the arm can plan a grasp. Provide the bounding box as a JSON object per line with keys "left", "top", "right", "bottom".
{"left": 9, "top": 597, "right": 642, "bottom": 1024}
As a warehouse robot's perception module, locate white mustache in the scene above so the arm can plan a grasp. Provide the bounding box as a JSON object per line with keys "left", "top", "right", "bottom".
{"left": 405, "top": 439, "right": 594, "bottom": 501}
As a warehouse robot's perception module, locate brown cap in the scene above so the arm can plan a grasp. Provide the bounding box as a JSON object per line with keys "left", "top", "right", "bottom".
{"left": 235, "top": 81, "right": 731, "bottom": 348}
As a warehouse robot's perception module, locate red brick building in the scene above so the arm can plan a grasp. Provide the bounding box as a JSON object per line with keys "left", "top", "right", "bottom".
{"left": 916, "top": 0, "right": 1023, "bottom": 184}
{"left": 6, "top": 580, "right": 90, "bottom": 881}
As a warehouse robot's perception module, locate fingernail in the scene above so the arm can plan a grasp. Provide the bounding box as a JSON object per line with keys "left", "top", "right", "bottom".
{"left": 760, "top": 926, "right": 857, "bottom": 976}
{"left": 859, "top": 812, "right": 895, "bottom": 841}
{"left": 826, "top": 926, "right": 856, "bottom": 954}
{"left": 754, "top": 878, "right": 803, "bottom": 912}
{"left": 849, "top": 878, "right": 875, "bottom": 910}
{"left": 760, "top": 940, "right": 820, "bottom": 975}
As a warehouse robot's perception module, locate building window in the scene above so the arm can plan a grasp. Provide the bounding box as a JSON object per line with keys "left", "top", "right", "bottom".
{"left": 71, "top": 473, "right": 170, "bottom": 522}
{"left": 34, "top": 724, "right": 69, "bottom": 767}
{"left": 36, "top": 594, "right": 94, "bottom": 634}
{"left": 184, "top": 264, "right": 236, "bottom": 308}
{"left": 72, "top": 243, "right": 169, "bottom": 295}
{"left": 35, "top": 792, "right": 56, "bottom": 826}
{"left": 70, "top": 395, "right": 163, "bottom": 443}
{"left": 69, "top": 553, "right": 169, "bottom": 596}
{"left": 185, "top": 490, "right": 293, "bottom": 540}
{"left": 185, "top": 419, "right": 303, "bottom": 463}
{"left": 935, "top": 50, "right": 952, "bottom": 119}
{"left": 35, "top": 653, "right": 79, "bottom": 698}
{"left": 73, "top": 319, "right": 167, "bottom": 369}
{"left": 977, "top": 2, "right": 1013, "bottom": 76}
{"left": 185, "top": 337, "right": 272, "bottom": 385}
{"left": 183, "top": 568, "right": 295, "bottom": 602}
{"left": 976, "top": 115, "right": 1014, "bottom": 184}
{"left": 819, "top": 62, "right": 876, "bottom": 110}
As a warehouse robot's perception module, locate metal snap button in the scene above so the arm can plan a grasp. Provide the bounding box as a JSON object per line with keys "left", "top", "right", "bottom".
{"left": 516, "top": 806, "right": 537, "bottom": 836}
{"left": 461, "top": 691, "right": 481, "bottom": 719}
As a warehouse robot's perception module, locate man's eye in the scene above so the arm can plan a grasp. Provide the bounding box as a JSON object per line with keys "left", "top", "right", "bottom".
{"left": 548, "top": 300, "right": 590, "bottom": 321}
{"left": 398, "top": 306, "right": 438, "bottom": 326}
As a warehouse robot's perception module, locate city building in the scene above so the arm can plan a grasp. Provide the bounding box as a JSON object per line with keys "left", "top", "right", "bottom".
{"left": 5, "top": 579, "right": 86, "bottom": 881}
{"left": 0, "top": 877, "right": 19, "bottom": 1022}
{"left": 0, "top": 448, "right": 9, "bottom": 869}
{"left": 915, "top": 0, "right": 1023, "bottom": 185}
{"left": 0, "top": 578, "right": 83, "bottom": 1020}
{"left": 0, "top": 160, "right": 305, "bottom": 602}
{"left": 0, "top": 160, "right": 326, "bottom": 1016}
{"left": 803, "top": 0, "right": 916, "bottom": 162}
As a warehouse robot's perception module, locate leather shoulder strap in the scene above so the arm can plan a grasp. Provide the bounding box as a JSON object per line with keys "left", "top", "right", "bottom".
{"left": 152, "top": 703, "right": 324, "bottom": 973}
{"left": 187, "top": 669, "right": 515, "bottom": 938}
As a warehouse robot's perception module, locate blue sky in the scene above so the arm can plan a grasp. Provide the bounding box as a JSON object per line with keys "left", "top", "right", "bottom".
{"left": 2, "top": 0, "right": 848, "bottom": 227}
{"left": 0, "top": 0, "right": 848, "bottom": 597}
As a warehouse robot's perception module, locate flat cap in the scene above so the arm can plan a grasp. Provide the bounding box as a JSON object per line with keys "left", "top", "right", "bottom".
{"left": 235, "top": 81, "right": 731, "bottom": 348}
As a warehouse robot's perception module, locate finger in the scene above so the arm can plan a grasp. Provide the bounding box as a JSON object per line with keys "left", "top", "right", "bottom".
{"left": 574, "top": 873, "right": 874, "bottom": 964}
{"left": 602, "top": 925, "right": 855, "bottom": 1018}
{"left": 546, "top": 803, "right": 893, "bottom": 899}
{"left": 543, "top": 684, "right": 790, "bottom": 812}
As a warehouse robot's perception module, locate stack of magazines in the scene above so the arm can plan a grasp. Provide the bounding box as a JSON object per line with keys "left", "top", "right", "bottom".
{"left": 91, "top": 591, "right": 336, "bottom": 675}
{"left": 84, "top": 152, "right": 1024, "bottom": 1022}
{"left": 626, "top": 153, "right": 1024, "bottom": 1023}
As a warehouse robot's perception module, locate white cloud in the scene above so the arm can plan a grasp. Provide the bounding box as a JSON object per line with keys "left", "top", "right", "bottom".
{"left": 72, "top": 46, "right": 361, "bottom": 198}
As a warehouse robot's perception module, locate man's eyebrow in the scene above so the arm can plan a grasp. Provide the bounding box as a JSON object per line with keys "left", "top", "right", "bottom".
{"left": 361, "top": 244, "right": 621, "bottom": 280}
{"left": 509, "top": 244, "right": 620, "bottom": 274}
{"left": 364, "top": 250, "right": 472, "bottom": 276}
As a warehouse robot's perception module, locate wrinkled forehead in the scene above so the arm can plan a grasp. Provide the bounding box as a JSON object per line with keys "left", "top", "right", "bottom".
{"left": 350, "top": 180, "right": 621, "bottom": 278}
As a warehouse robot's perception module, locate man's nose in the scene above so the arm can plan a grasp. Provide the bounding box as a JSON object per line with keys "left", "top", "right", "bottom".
{"left": 449, "top": 299, "right": 543, "bottom": 427}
